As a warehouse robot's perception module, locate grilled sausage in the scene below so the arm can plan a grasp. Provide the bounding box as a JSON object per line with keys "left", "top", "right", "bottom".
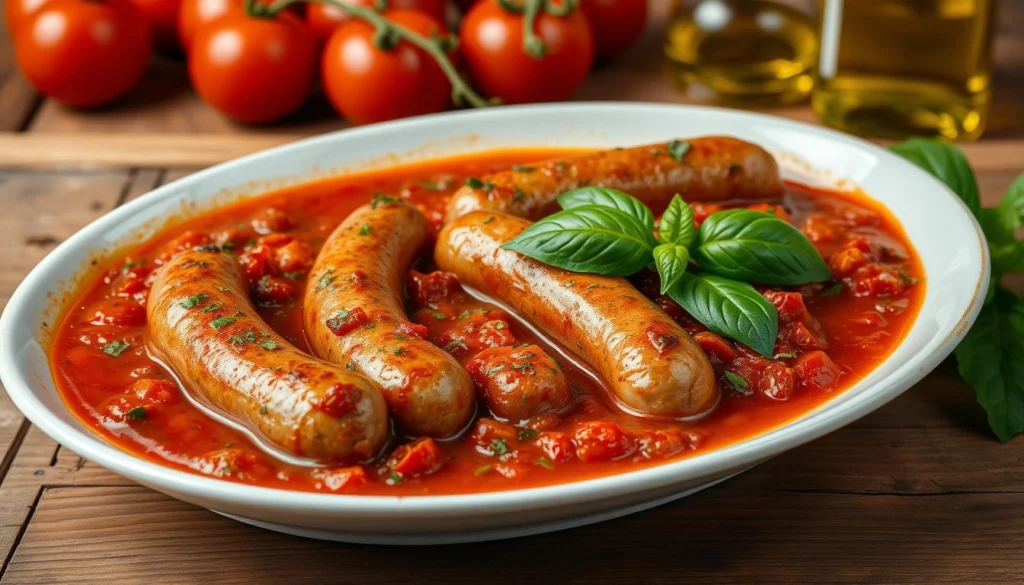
{"left": 436, "top": 211, "right": 718, "bottom": 419}
{"left": 147, "top": 249, "right": 389, "bottom": 462}
{"left": 304, "top": 198, "right": 476, "bottom": 438}
{"left": 445, "top": 136, "right": 782, "bottom": 222}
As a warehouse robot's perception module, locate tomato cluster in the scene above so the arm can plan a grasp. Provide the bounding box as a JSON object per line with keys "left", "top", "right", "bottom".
{"left": 5, "top": 0, "right": 646, "bottom": 124}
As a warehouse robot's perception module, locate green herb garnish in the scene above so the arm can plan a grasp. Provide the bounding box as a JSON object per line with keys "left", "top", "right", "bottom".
{"left": 102, "top": 340, "right": 131, "bottom": 357}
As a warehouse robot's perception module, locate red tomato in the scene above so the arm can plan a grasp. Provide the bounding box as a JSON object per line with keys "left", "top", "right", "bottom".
{"left": 322, "top": 9, "right": 452, "bottom": 125}
{"left": 127, "top": 0, "right": 183, "bottom": 52}
{"left": 189, "top": 12, "right": 317, "bottom": 124}
{"left": 579, "top": 0, "right": 646, "bottom": 63}
{"left": 460, "top": 0, "right": 594, "bottom": 104}
{"left": 5, "top": 0, "right": 49, "bottom": 35}
{"left": 178, "top": 0, "right": 285, "bottom": 51}
{"left": 14, "top": 0, "right": 152, "bottom": 108}
{"left": 306, "top": 0, "right": 447, "bottom": 44}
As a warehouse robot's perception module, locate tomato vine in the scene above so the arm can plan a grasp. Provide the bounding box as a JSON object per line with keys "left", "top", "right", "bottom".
{"left": 496, "top": 0, "right": 580, "bottom": 58}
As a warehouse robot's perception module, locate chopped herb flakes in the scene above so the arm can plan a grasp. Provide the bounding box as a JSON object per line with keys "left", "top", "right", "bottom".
{"left": 370, "top": 193, "right": 403, "bottom": 209}
{"left": 513, "top": 188, "right": 525, "bottom": 201}
{"left": 315, "top": 269, "right": 337, "bottom": 292}
{"left": 443, "top": 340, "right": 469, "bottom": 354}
{"left": 388, "top": 471, "right": 403, "bottom": 484}
{"left": 822, "top": 283, "right": 844, "bottom": 297}
{"left": 512, "top": 165, "right": 535, "bottom": 173}
{"left": 773, "top": 352, "right": 797, "bottom": 360}
{"left": 465, "top": 177, "right": 485, "bottom": 189}
{"left": 200, "top": 303, "right": 222, "bottom": 313}
{"left": 667, "top": 139, "right": 691, "bottom": 162}
{"left": 259, "top": 406, "right": 268, "bottom": 415}
{"left": 483, "top": 216, "right": 495, "bottom": 224}
{"left": 346, "top": 361, "right": 356, "bottom": 371}
{"left": 126, "top": 406, "right": 147, "bottom": 421}
{"left": 180, "top": 293, "right": 208, "bottom": 309}
{"left": 283, "top": 271, "right": 305, "bottom": 280}
{"left": 534, "top": 456, "right": 555, "bottom": 470}
{"left": 393, "top": 347, "right": 403, "bottom": 356}
{"left": 102, "top": 339, "right": 131, "bottom": 357}
{"left": 474, "top": 465, "right": 492, "bottom": 476}
{"left": 724, "top": 370, "right": 748, "bottom": 389}
{"left": 430, "top": 310, "right": 447, "bottom": 320}
{"left": 418, "top": 180, "right": 445, "bottom": 190}
{"left": 122, "top": 259, "right": 145, "bottom": 272}
{"left": 359, "top": 224, "right": 371, "bottom": 236}
{"left": 490, "top": 438, "right": 508, "bottom": 456}
{"left": 517, "top": 428, "right": 538, "bottom": 441}
{"left": 230, "top": 329, "right": 258, "bottom": 345}
{"left": 211, "top": 316, "right": 236, "bottom": 329}
{"left": 259, "top": 339, "right": 281, "bottom": 350}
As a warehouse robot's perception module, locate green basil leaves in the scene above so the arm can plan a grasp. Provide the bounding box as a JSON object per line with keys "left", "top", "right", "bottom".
{"left": 501, "top": 187, "right": 829, "bottom": 356}
{"left": 693, "top": 209, "right": 831, "bottom": 285}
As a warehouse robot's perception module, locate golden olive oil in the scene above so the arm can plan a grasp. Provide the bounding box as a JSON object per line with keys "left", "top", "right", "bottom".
{"left": 813, "top": 0, "right": 995, "bottom": 141}
{"left": 664, "top": 0, "right": 818, "bottom": 106}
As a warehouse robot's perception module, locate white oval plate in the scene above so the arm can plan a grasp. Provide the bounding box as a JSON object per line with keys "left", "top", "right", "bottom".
{"left": 0, "top": 104, "right": 988, "bottom": 544}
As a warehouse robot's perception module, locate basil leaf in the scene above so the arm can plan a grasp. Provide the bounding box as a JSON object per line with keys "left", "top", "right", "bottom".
{"left": 954, "top": 287, "right": 1024, "bottom": 441}
{"left": 979, "top": 204, "right": 1024, "bottom": 275}
{"left": 502, "top": 207, "right": 657, "bottom": 276}
{"left": 669, "top": 273, "right": 778, "bottom": 357}
{"left": 1002, "top": 172, "right": 1024, "bottom": 220}
{"left": 693, "top": 209, "right": 831, "bottom": 285}
{"left": 658, "top": 194, "right": 695, "bottom": 247}
{"left": 890, "top": 139, "right": 981, "bottom": 218}
{"left": 557, "top": 187, "right": 654, "bottom": 231}
{"left": 653, "top": 244, "right": 690, "bottom": 294}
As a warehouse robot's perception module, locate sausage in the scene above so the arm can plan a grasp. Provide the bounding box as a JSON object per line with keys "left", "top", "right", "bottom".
{"left": 304, "top": 198, "right": 476, "bottom": 438}
{"left": 147, "top": 249, "right": 389, "bottom": 462}
{"left": 445, "top": 136, "right": 782, "bottom": 222}
{"left": 465, "top": 344, "right": 574, "bottom": 423}
{"left": 436, "top": 211, "right": 718, "bottom": 419}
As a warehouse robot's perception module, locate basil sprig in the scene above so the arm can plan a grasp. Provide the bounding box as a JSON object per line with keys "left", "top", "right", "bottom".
{"left": 501, "top": 186, "right": 829, "bottom": 357}
{"left": 891, "top": 138, "right": 1024, "bottom": 442}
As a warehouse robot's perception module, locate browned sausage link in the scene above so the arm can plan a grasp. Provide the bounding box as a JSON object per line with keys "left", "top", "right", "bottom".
{"left": 436, "top": 212, "right": 719, "bottom": 419}
{"left": 445, "top": 136, "right": 782, "bottom": 222}
{"left": 147, "top": 249, "right": 389, "bottom": 462}
{"left": 305, "top": 199, "right": 475, "bottom": 438}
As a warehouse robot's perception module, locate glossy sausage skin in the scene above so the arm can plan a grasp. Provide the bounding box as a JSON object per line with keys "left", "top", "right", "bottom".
{"left": 436, "top": 211, "right": 719, "bottom": 419}
{"left": 147, "top": 249, "right": 389, "bottom": 462}
{"left": 445, "top": 137, "right": 782, "bottom": 222}
{"left": 304, "top": 199, "right": 476, "bottom": 438}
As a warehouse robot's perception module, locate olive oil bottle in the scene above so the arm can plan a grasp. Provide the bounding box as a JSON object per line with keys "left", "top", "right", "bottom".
{"left": 664, "top": 0, "right": 818, "bottom": 106}
{"left": 813, "top": 0, "right": 995, "bottom": 141}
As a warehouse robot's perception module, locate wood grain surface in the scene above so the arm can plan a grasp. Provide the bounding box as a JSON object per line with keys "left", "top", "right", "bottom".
{"left": 1, "top": 0, "right": 1024, "bottom": 583}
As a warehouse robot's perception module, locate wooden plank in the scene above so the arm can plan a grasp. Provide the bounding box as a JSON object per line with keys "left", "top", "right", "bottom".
{"left": 0, "top": 134, "right": 304, "bottom": 169}
{"left": 2, "top": 485, "right": 1022, "bottom": 585}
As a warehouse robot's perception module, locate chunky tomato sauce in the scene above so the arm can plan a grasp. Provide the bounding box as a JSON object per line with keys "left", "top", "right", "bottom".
{"left": 50, "top": 148, "right": 924, "bottom": 495}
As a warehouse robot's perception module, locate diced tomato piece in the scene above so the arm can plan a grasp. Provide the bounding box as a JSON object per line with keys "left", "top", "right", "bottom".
{"left": 829, "top": 246, "right": 869, "bottom": 278}
{"left": 312, "top": 466, "right": 369, "bottom": 492}
{"left": 315, "top": 384, "right": 362, "bottom": 418}
{"left": 469, "top": 418, "right": 517, "bottom": 450}
{"left": 407, "top": 270, "right": 462, "bottom": 306}
{"left": 762, "top": 291, "right": 810, "bottom": 323}
{"left": 478, "top": 319, "right": 517, "bottom": 348}
{"left": 465, "top": 345, "right": 572, "bottom": 423}
{"left": 196, "top": 448, "right": 261, "bottom": 479}
{"left": 253, "top": 275, "right": 298, "bottom": 306}
{"left": 794, "top": 351, "right": 843, "bottom": 391}
{"left": 272, "top": 239, "right": 313, "bottom": 274}
{"left": 843, "top": 235, "right": 875, "bottom": 254}
{"left": 116, "top": 276, "right": 149, "bottom": 296}
{"left": 693, "top": 331, "right": 737, "bottom": 364}
{"left": 251, "top": 207, "right": 292, "bottom": 234}
{"left": 212, "top": 228, "right": 255, "bottom": 251}
{"left": 325, "top": 307, "right": 369, "bottom": 336}
{"left": 387, "top": 438, "right": 444, "bottom": 478}
{"left": 784, "top": 321, "right": 828, "bottom": 351}
{"left": 90, "top": 298, "right": 146, "bottom": 327}
{"left": 851, "top": 264, "right": 906, "bottom": 298}
{"left": 104, "top": 378, "right": 179, "bottom": 422}
{"left": 165, "top": 413, "right": 214, "bottom": 447}
{"left": 238, "top": 246, "right": 268, "bottom": 283}
{"left": 841, "top": 206, "right": 879, "bottom": 226}
{"left": 573, "top": 421, "right": 636, "bottom": 462}
{"left": 636, "top": 428, "right": 690, "bottom": 459}
{"left": 801, "top": 214, "right": 842, "bottom": 244}
{"left": 535, "top": 431, "right": 576, "bottom": 463}
{"left": 755, "top": 361, "right": 795, "bottom": 401}
{"left": 746, "top": 202, "right": 793, "bottom": 224}
{"left": 396, "top": 321, "right": 428, "bottom": 340}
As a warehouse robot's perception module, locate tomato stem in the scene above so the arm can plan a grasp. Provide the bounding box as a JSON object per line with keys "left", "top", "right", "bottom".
{"left": 496, "top": 0, "right": 578, "bottom": 59}
{"left": 265, "top": 0, "right": 496, "bottom": 108}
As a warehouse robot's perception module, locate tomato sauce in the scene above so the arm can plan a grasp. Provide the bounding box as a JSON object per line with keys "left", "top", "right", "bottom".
{"left": 49, "top": 148, "right": 924, "bottom": 495}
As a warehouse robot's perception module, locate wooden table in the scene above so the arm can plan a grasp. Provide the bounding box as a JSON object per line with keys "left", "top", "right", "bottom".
{"left": 2, "top": 2, "right": 1023, "bottom": 583}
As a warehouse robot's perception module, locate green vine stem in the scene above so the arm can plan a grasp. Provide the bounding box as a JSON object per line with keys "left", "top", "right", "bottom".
{"left": 496, "top": 0, "right": 579, "bottom": 58}
{"left": 259, "top": 0, "right": 497, "bottom": 108}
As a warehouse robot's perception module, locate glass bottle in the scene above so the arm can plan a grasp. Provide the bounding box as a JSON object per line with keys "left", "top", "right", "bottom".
{"left": 813, "top": 0, "right": 995, "bottom": 141}
{"left": 664, "top": 0, "right": 818, "bottom": 106}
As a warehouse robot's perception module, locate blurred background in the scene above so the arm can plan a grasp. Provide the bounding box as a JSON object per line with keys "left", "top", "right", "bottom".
{"left": 0, "top": 0, "right": 1020, "bottom": 166}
